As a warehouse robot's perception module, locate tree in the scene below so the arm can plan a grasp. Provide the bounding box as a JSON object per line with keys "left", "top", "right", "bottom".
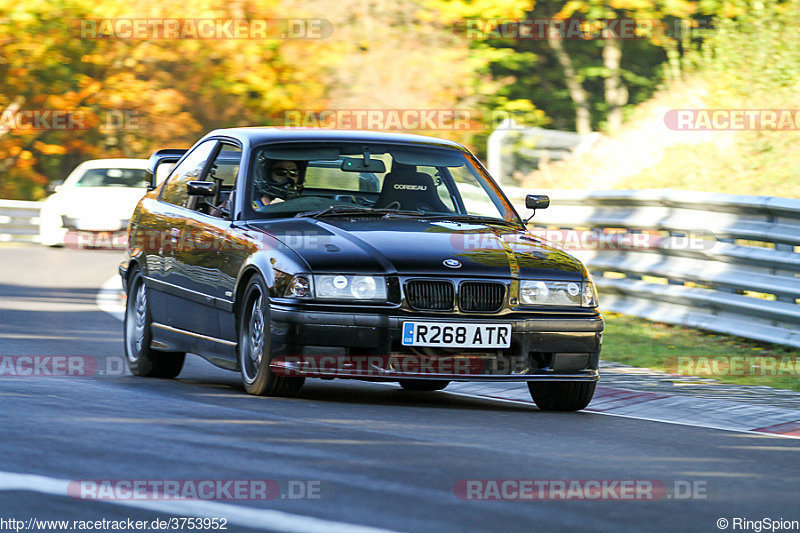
{"left": 0, "top": 0, "right": 335, "bottom": 199}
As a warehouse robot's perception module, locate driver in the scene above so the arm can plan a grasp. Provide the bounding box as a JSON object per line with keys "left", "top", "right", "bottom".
{"left": 253, "top": 159, "right": 307, "bottom": 208}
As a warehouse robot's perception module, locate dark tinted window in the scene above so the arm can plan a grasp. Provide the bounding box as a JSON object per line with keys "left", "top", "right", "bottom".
{"left": 208, "top": 144, "right": 242, "bottom": 187}
{"left": 201, "top": 143, "right": 242, "bottom": 217}
{"left": 75, "top": 168, "right": 148, "bottom": 188}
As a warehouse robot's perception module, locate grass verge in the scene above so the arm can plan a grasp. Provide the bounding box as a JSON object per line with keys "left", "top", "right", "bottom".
{"left": 601, "top": 312, "right": 800, "bottom": 392}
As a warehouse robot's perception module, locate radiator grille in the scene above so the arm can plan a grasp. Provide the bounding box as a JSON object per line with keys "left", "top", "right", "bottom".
{"left": 459, "top": 282, "right": 506, "bottom": 313}
{"left": 405, "top": 280, "right": 454, "bottom": 311}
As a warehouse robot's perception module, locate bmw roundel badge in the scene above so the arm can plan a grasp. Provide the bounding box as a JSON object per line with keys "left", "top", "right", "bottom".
{"left": 443, "top": 259, "right": 462, "bottom": 269}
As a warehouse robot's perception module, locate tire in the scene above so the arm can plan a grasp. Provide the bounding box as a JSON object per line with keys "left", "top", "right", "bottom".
{"left": 238, "top": 275, "right": 304, "bottom": 397}
{"left": 124, "top": 268, "right": 185, "bottom": 378}
{"left": 398, "top": 379, "right": 449, "bottom": 392}
{"left": 527, "top": 381, "right": 596, "bottom": 411}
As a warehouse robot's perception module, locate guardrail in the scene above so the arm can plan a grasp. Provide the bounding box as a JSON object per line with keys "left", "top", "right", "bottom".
{"left": 506, "top": 188, "right": 800, "bottom": 349}
{"left": 0, "top": 199, "right": 40, "bottom": 243}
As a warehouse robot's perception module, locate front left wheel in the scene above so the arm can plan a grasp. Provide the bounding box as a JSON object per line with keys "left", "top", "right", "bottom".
{"left": 124, "top": 268, "right": 185, "bottom": 378}
{"left": 398, "top": 379, "right": 449, "bottom": 392}
{"left": 527, "top": 381, "right": 596, "bottom": 411}
{"left": 238, "top": 275, "right": 304, "bottom": 397}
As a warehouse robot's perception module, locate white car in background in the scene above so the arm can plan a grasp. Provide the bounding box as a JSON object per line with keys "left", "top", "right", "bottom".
{"left": 39, "top": 159, "right": 151, "bottom": 246}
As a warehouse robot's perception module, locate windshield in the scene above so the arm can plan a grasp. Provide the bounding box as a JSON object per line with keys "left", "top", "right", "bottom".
{"left": 75, "top": 168, "right": 149, "bottom": 188}
{"left": 245, "top": 142, "right": 520, "bottom": 225}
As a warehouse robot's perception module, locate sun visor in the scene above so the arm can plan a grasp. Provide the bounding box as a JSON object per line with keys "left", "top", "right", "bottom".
{"left": 390, "top": 148, "right": 465, "bottom": 167}
{"left": 259, "top": 146, "right": 341, "bottom": 161}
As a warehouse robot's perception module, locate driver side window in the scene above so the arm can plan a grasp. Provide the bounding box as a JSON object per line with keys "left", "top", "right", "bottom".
{"left": 160, "top": 141, "right": 217, "bottom": 208}
{"left": 205, "top": 143, "right": 242, "bottom": 218}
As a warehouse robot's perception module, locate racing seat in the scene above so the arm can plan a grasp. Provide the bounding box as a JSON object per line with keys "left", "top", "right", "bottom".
{"left": 373, "top": 165, "right": 452, "bottom": 213}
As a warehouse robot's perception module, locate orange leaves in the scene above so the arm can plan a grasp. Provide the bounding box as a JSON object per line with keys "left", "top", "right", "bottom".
{"left": 32, "top": 141, "right": 66, "bottom": 155}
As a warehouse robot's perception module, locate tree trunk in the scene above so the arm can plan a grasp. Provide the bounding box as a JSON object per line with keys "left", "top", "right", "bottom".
{"left": 547, "top": 26, "right": 592, "bottom": 135}
{"left": 603, "top": 27, "right": 627, "bottom": 134}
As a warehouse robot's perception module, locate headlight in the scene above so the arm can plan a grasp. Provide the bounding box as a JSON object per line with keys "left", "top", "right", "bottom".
{"left": 519, "top": 280, "right": 595, "bottom": 307}
{"left": 314, "top": 274, "right": 387, "bottom": 301}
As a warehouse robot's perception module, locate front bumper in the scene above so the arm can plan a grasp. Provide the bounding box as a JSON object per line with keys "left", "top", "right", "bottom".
{"left": 269, "top": 304, "right": 602, "bottom": 382}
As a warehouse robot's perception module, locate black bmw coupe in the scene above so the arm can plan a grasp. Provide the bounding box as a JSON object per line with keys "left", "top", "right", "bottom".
{"left": 120, "top": 128, "right": 603, "bottom": 411}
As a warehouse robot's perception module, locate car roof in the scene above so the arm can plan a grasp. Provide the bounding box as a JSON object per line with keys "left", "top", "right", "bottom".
{"left": 201, "top": 128, "right": 470, "bottom": 153}
{"left": 75, "top": 158, "right": 150, "bottom": 170}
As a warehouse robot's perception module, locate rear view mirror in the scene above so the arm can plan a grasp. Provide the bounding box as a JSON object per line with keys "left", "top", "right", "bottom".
{"left": 187, "top": 181, "right": 215, "bottom": 197}
{"left": 341, "top": 157, "right": 386, "bottom": 173}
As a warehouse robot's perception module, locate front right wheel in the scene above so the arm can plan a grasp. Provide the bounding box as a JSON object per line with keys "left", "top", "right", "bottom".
{"left": 528, "top": 381, "right": 596, "bottom": 411}
{"left": 238, "top": 274, "right": 304, "bottom": 397}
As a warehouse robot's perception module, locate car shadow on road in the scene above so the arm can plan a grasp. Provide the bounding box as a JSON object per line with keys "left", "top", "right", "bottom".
{"left": 167, "top": 368, "right": 545, "bottom": 414}
{"left": 0, "top": 283, "right": 103, "bottom": 304}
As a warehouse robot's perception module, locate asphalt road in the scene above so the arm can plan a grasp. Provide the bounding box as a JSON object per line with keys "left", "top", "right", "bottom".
{"left": 1, "top": 246, "right": 799, "bottom": 533}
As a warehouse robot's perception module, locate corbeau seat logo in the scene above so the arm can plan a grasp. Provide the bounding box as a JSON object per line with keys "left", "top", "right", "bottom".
{"left": 393, "top": 183, "right": 427, "bottom": 190}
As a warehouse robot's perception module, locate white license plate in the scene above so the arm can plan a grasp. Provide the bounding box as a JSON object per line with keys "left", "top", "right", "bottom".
{"left": 401, "top": 322, "right": 512, "bottom": 348}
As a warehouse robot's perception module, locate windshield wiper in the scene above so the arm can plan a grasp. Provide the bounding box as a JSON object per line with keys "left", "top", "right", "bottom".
{"left": 421, "top": 214, "right": 522, "bottom": 228}
{"left": 295, "top": 206, "right": 521, "bottom": 227}
{"left": 295, "top": 205, "right": 396, "bottom": 218}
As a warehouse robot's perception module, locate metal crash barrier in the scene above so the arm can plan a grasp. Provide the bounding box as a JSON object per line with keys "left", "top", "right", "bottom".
{"left": 507, "top": 188, "right": 800, "bottom": 348}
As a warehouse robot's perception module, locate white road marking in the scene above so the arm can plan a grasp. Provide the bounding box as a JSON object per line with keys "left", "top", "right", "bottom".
{"left": 97, "top": 275, "right": 125, "bottom": 321}
{"left": 0, "top": 469, "right": 398, "bottom": 533}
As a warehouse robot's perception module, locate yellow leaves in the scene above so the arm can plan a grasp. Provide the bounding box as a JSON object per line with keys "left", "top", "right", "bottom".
{"left": 422, "top": 0, "right": 531, "bottom": 22}
{"left": 559, "top": 1, "right": 586, "bottom": 18}
{"left": 32, "top": 141, "right": 66, "bottom": 155}
{"left": 561, "top": 0, "right": 697, "bottom": 19}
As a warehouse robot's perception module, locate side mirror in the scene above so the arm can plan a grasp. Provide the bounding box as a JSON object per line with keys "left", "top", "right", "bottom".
{"left": 146, "top": 149, "right": 187, "bottom": 190}
{"left": 187, "top": 181, "right": 215, "bottom": 197}
{"left": 523, "top": 194, "right": 549, "bottom": 224}
{"left": 525, "top": 194, "right": 550, "bottom": 210}
{"left": 47, "top": 180, "right": 64, "bottom": 194}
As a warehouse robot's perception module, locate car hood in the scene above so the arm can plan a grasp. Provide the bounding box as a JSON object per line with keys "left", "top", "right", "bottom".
{"left": 246, "top": 217, "right": 586, "bottom": 280}
{"left": 45, "top": 187, "right": 147, "bottom": 218}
